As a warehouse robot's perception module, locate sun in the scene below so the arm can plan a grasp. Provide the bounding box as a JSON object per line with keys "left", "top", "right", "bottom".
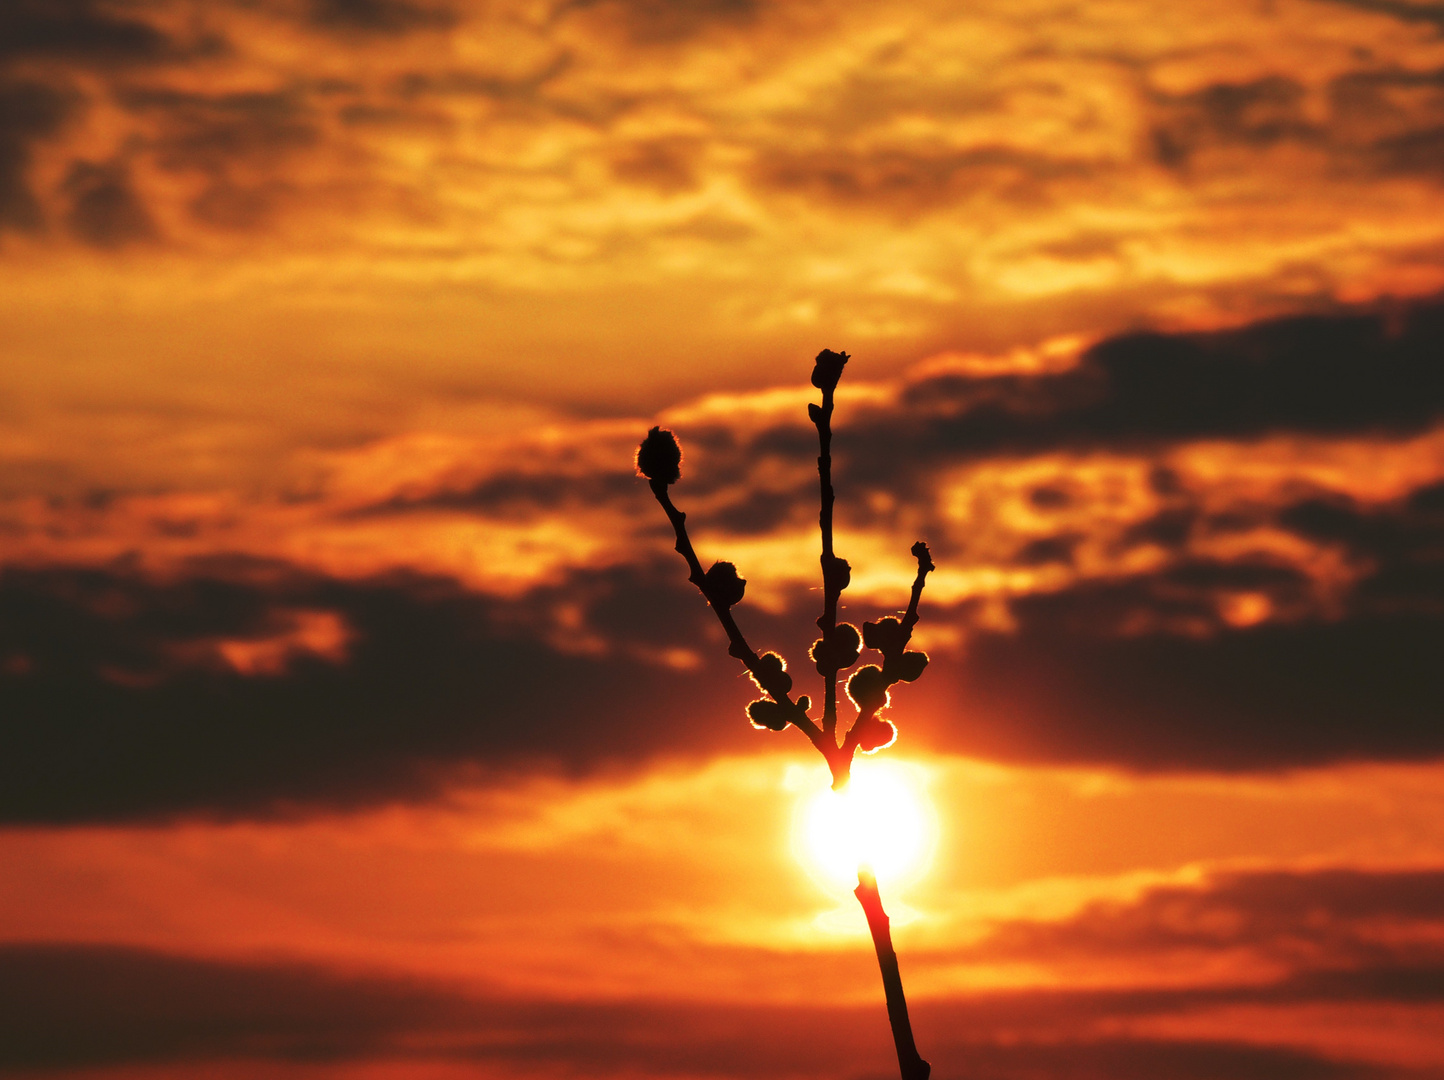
{"left": 794, "top": 759, "right": 937, "bottom": 894}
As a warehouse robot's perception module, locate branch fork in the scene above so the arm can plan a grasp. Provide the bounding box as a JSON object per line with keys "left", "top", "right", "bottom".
{"left": 638, "top": 350, "right": 934, "bottom": 1079}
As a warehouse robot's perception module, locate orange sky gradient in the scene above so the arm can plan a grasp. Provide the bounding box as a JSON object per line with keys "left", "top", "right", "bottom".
{"left": 5, "top": 1, "right": 1444, "bottom": 1078}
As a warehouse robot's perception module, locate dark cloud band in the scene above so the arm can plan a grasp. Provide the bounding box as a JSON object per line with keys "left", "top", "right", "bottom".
{"left": 5, "top": 865, "right": 1441, "bottom": 1075}
{"left": 6, "top": 303, "right": 1444, "bottom": 820}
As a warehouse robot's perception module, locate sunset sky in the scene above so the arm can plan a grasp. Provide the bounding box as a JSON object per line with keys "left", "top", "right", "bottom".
{"left": 5, "top": 1, "right": 1444, "bottom": 1078}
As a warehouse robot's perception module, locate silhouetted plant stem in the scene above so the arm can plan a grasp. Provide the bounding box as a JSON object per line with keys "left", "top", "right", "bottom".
{"left": 637, "top": 350, "right": 936, "bottom": 1079}
{"left": 901, "top": 545, "right": 935, "bottom": 638}
{"left": 841, "top": 543, "right": 932, "bottom": 764}
{"left": 649, "top": 478, "right": 828, "bottom": 753}
{"left": 813, "top": 379, "right": 842, "bottom": 741}
{"left": 855, "top": 867, "right": 931, "bottom": 1080}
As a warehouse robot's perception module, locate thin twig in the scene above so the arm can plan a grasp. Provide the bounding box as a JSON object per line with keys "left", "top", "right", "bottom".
{"left": 812, "top": 377, "right": 842, "bottom": 741}
{"left": 838, "top": 542, "right": 934, "bottom": 765}
{"left": 649, "top": 479, "right": 827, "bottom": 751}
{"left": 900, "top": 542, "right": 934, "bottom": 643}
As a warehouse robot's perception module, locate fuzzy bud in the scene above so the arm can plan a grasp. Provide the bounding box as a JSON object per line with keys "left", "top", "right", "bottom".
{"left": 747, "top": 698, "right": 791, "bottom": 731}
{"left": 703, "top": 561, "right": 746, "bottom": 609}
{"left": 846, "top": 664, "right": 890, "bottom": 713}
{"left": 810, "top": 622, "right": 861, "bottom": 675}
{"left": 887, "top": 650, "right": 929, "bottom": 683}
{"left": 752, "top": 651, "right": 792, "bottom": 695}
{"left": 822, "top": 555, "right": 851, "bottom": 595}
{"left": 636, "top": 426, "right": 682, "bottom": 485}
{"left": 862, "top": 616, "right": 908, "bottom": 659}
{"left": 853, "top": 716, "right": 897, "bottom": 753}
{"left": 811, "top": 349, "right": 850, "bottom": 391}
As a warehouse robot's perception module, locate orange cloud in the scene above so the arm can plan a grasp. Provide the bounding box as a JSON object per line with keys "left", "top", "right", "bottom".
{"left": 5, "top": 303, "right": 1444, "bottom": 822}
{"left": 6, "top": 0, "right": 1444, "bottom": 471}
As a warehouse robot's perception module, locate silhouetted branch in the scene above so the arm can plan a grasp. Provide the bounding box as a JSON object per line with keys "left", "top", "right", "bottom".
{"left": 855, "top": 867, "right": 931, "bottom": 1080}
{"left": 645, "top": 470, "right": 825, "bottom": 751}
{"left": 839, "top": 541, "right": 933, "bottom": 767}
{"left": 810, "top": 349, "right": 850, "bottom": 741}
{"left": 902, "top": 541, "right": 934, "bottom": 640}
{"left": 637, "top": 353, "right": 936, "bottom": 1080}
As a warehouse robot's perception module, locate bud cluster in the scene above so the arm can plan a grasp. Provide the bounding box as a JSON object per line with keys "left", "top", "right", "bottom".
{"left": 636, "top": 360, "right": 936, "bottom": 1076}
{"left": 637, "top": 350, "right": 934, "bottom": 789}
{"left": 842, "top": 606, "right": 931, "bottom": 752}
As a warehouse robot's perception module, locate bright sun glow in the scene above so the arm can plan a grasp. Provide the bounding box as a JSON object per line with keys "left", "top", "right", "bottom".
{"left": 794, "top": 759, "right": 937, "bottom": 894}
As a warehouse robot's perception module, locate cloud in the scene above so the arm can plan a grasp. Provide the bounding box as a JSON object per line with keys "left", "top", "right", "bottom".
{"left": 680, "top": 307, "right": 1444, "bottom": 771}
{"left": 1327, "top": 66, "right": 1444, "bottom": 178}
{"left": 61, "top": 158, "right": 157, "bottom": 246}
{"left": 121, "top": 88, "right": 321, "bottom": 172}
{"left": 0, "top": 532, "right": 1438, "bottom": 820}
{"left": 891, "top": 302, "right": 1444, "bottom": 457}
{"left": 1140, "top": 56, "right": 1444, "bottom": 201}
{"left": 629, "top": 304, "right": 1444, "bottom": 553}
{"left": 609, "top": 136, "right": 706, "bottom": 193}
{"left": 115, "top": 86, "right": 320, "bottom": 229}
{"left": 1, "top": 0, "right": 1443, "bottom": 344}
{"left": 0, "top": 1, "right": 176, "bottom": 65}
{"left": 0, "top": 943, "right": 476, "bottom": 1070}
{"left": 1, "top": 903, "right": 1435, "bottom": 1078}
{"left": 753, "top": 145, "right": 1096, "bottom": 219}
{"left": 1317, "top": 0, "right": 1444, "bottom": 31}
{"left": 5, "top": 302, "right": 1444, "bottom": 816}
{"left": 0, "top": 559, "right": 772, "bottom": 822}
{"left": 964, "top": 866, "right": 1444, "bottom": 976}
{"left": 307, "top": 0, "right": 456, "bottom": 34}
{"left": 559, "top": 0, "right": 759, "bottom": 44}
{"left": 1148, "top": 76, "right": 1317, "bottom": 171}
{"left": 915, "top": 592, "right": 1444, "bottom": 771}
{"left": 0, "top": 80, "right": 69, "bottom": 231}
{"left": 0, "top": 2, "right": 202, "bottom": 243}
